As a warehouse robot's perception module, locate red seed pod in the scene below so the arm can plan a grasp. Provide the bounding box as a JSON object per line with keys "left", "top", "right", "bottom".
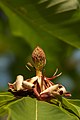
{"left": 32, "top": 46, "right": 46, "bottom": 70}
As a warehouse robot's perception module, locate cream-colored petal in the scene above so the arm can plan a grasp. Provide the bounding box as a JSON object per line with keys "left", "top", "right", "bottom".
{"left": 40, "top": 84, "right": 59, "bottom": 94}
{"left": 16, "top": 75, "right": 24, "bottom": 91}
{"left": 22, "top": 81, "right": 35, "bottom": 89}
{"left": 30, "top": 76, "right": 38, "bottom": 83}
{"left": 57, "top": 85, "right": 67, "bottom": 94}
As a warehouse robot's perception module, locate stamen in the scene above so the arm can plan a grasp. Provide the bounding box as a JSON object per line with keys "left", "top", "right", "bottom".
{"left": 33, "top": 88, "right": 40, "bottom": 100}
{"left": 25, "top": 65, "right": 31, "bottom": 71}
{"left": 55, "top": 72, "right": 62, "bottom": 77}
{"left": 26, "top": 62, "right": 34, "bottom": 71}
{"left": 53, "top": 68, "right": 58, "bottom": 76}
{"left": 44, "top": 77, "right": 54, "bottom": 86}
{"left": 45, "top": 72, "right": 62, "bottom": 81}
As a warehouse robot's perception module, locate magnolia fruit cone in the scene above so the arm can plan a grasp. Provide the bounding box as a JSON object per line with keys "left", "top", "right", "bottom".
{"left": 32, "top": 46, "right": 46, "bottom": 70}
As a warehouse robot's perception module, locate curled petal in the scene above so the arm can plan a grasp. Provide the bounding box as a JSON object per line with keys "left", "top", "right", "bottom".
{"left": 8, "top": 82, "right": 14, "bottom": 89}
{"left": 64, "top": 93, "right": 71, "bottom": 97}
{"left": 30, "top": 76, "right": 38, "bottom": 83}
{"left": 22, "top": 81, "right": 35, "bottom": 89}
{"left": 57, "top": 85, "right": 67, "bottom": 95}
{"left": 40, "top": 84, "right": 59, "bottom": 95}
{"left": 40, "top": 92, "right": 51, "bottom": 100}
{"left": 57, "top": 85, "right": 71, "bottom": 97}
{"left": 8, "top": 82, "right": 17, "bottom": 91}
{"left": 51, "top": 91, "right": 60, "bottom": 96}
{"left": 25, "top": 76, "right": 38, "bottom": 84}
{"left": 16, "top": 75, "right": 24, "bottom": 91}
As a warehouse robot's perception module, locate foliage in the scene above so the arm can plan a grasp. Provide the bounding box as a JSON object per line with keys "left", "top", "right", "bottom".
{"left": 0, "top": 0, "right": 80, "bottom": 120}
{"left": 0, "top": 93, "right": 80, "bottom": 120}
{"left": 0, "top": 0, "right": 80, "bottom": 75}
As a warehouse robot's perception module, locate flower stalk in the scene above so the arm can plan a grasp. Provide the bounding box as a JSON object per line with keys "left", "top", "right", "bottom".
{"left": 8, "top": 46, "right": 71, "bottom": 100}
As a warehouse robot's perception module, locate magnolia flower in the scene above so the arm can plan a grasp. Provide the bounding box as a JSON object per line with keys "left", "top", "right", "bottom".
{"left": 8, "top": 46, "right": 71, "bottom": 100}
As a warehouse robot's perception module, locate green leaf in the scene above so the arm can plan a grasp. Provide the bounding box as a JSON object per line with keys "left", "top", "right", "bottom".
{"left": 39, "top": 0, "right": 79, "bottom": 13}
{"left": 68, "top": 99, "right": 80, "bottom": 107}
{"left": 0, "top": 0, "right": 80, "bottom": 49}
{"left": 0, "top": 1, "right": 67, "bottom": 75}
{"left": 0, "top": 1, "right": 80, "bottom": 119}
{"left": 0, "top": 92, "right": 80, "bottom": 120}
{"left": 0, "top": 0, "right": 80, "bottom": 76}
{"left": 61, "top": 97, "right": 80, "bottom": 118}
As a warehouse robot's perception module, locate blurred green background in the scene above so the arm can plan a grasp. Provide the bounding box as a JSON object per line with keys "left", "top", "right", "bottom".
{"left": 0, "top": 0, "right": 80, "bottom": 99}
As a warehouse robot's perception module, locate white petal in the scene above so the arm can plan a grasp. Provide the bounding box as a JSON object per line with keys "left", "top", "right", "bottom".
{"left": 30, "top": 76, "right": 38, "bottom": 83}
{"left": 58, "top": 85, "right": 67, "bottom": 94}
{"left": 16, "top": 75, "right": 24, "bottom": 91}
{"left": 22, "top": 81, "right": 35, "bottom": 89}
{"left": 40, "top": 84, "right": 59, "bottom": 94}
